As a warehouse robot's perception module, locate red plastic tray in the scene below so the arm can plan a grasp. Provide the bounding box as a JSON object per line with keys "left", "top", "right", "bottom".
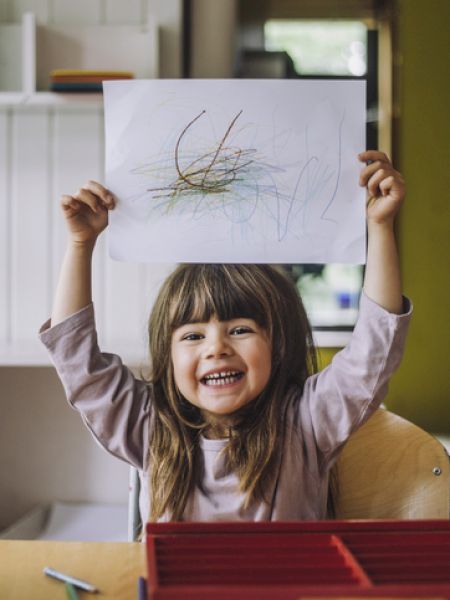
{"left": 145, "top": 520, "right": 450, "bottom": 599}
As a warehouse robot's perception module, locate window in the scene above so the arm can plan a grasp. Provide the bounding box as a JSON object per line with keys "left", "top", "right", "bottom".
{"left": 259, "top": 19, "right": 373, "bottom": 333}
{"left": 287, "top": 263, "right": 364, "bottom": 329}
{"left": 264, "top": 20, "right": 367, "bottom": 76}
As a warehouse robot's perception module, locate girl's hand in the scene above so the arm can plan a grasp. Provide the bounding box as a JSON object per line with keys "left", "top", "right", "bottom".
{"left": 61, "top": 181, "right": 115, "bottom": 244}
{"left": 358, "top": 150, "right": 405, "bottom": 226}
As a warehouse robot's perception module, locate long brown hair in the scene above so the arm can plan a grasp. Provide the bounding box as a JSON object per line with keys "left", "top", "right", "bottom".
{"left": 147, "top": 264, "right": 317, "bottom": 521}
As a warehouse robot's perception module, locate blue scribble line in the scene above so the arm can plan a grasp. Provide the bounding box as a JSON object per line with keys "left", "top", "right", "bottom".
{"left": 278, "top": 156, "right": 318, "bottom": 241}
{"left": 320, "top": 109, "right": 345, "bottom": 223}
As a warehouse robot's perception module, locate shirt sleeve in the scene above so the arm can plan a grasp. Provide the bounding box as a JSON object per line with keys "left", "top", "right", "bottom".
{"left": 300, "top": 292, "right": 412, "bottom": 470}
{"left": 39, "top": 304, "right": 152, "bottom": 471}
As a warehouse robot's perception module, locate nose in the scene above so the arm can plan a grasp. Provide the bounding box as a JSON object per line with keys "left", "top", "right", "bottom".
{"left": 203, "top": 329, "right": 232, "bottom": 359}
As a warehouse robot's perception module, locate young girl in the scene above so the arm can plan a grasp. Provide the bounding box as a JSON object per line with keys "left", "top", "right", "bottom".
{"left": 40, "top": 150, "right": 411, "bottom": 525}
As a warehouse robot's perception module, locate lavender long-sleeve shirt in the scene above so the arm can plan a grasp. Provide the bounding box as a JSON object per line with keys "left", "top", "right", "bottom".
{"left": 39, "top": 293, "right": 412, "bottom": 523}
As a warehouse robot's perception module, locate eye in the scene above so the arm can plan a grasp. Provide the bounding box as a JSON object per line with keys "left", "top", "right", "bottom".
{"left": 230, "top": 326, "right": 253, "bottom": 336}
{"left": 181, "top": 332, "right": 204, "bottom": 341}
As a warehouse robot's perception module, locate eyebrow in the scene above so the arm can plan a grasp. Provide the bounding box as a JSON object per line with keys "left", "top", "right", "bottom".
{"left": 174, "top": 317, "right": 256, "bottom": 328}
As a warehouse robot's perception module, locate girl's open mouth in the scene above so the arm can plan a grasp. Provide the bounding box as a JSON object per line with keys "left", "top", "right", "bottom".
{"left": 201, "top": 370, "right": 244, "bottom": 386}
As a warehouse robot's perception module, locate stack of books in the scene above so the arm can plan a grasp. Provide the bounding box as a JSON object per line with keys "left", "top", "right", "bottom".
{"left": 50, "top": 70, "right": 134, "bottom": 92}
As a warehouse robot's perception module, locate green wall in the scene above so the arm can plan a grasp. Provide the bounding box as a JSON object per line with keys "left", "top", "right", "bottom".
{"left": 320, "top": 0, "right": 450, "bottom": 434}
{"left": 391, "top": 0, "right": 450, "bottom": 433}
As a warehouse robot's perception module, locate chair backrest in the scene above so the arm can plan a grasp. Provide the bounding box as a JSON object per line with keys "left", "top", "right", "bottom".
{"left": 329, "top": 408, "right": 450, "bottom": 519}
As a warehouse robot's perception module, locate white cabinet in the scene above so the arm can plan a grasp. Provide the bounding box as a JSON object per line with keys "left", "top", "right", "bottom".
{"left": 0, "top": 100, "right": 176, "bottom": 366}
{"left": 0, "top": 5, "right": 180, "bottom": 366}
{"left": 0, "top": 12, "right": 158, "bottom": 106}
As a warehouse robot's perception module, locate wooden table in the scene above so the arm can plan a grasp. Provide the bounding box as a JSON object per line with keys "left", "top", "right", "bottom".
{"left": 0, "top": 540, "right": 146, "bottom": 599}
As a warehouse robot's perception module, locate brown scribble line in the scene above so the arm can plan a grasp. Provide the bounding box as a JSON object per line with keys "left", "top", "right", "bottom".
{"left": 147, "top": 109, "right": 253, "bottom": 197}
{"left": 200, "top": 109, "right": 243, "bottom": 186}
{"left": 144, "top": 109, "right": 262, "bottom": 204}
{"left": 174, "top": 110, "right": 206, "bottom": 188}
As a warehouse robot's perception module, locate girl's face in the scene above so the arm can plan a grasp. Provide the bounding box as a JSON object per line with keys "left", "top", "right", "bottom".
{"left": 171, "top": 316, "right": 271, "bottom": 422}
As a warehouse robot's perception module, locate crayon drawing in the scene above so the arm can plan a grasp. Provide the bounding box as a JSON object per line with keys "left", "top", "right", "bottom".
{"left": 135, "top": 109, "right": 269, "bottom": 224}
{"left": 103, "top": 79, "right": 366, "bottom": 264}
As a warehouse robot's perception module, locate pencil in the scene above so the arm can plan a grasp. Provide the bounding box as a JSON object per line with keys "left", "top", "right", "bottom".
{"left": 65, "top": 582, "right": 80, "bottom": 600}
{"left": 44, "top": 566, "right": 98, "bottom": 593}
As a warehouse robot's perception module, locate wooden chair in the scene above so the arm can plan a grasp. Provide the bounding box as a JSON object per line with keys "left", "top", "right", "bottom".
{"left": 329, "top": 408, "right": 450, "bottom": 519}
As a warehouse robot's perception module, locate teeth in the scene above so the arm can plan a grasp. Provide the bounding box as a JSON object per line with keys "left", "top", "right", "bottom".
{"left": 202, "top": 370, "right": 243, "bottom": 385}
{"left": 204, "top": 370, "right": 240, "bottom": 380}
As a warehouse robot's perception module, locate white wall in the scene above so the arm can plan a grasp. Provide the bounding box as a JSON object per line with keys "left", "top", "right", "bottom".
{"left": 0, "top": 367, "right": 130, "bottom": 529}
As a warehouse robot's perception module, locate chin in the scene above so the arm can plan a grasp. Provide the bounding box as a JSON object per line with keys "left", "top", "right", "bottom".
{"left": 203, "top": 405, "right": 238, "bottom": 416}
{"left": 202, "top": 400, "right": 251, "bottom": 418}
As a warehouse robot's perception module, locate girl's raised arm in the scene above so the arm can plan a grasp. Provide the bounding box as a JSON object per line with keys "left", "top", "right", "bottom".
{"left": 358, "top": 150, "right": 405, "bottom": 314}
{"left": 51, "top": 181, "right": 115, "bottom": 326}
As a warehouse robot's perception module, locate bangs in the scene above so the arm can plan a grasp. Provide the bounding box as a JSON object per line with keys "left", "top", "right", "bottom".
{"left": 169, "top": 265, "right": 269, "bottom": 330}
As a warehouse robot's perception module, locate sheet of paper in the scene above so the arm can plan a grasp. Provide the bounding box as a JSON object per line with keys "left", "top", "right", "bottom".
{"left": 104, "top": 79, "right": 366, "bottom": 264}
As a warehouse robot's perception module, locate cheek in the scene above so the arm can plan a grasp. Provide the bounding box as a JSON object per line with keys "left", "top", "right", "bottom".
{"left": 250, "top": 343, "right": 272, "bottom": 388}
{"left": 170, "top": 348, "right": 195, "bottom": 390}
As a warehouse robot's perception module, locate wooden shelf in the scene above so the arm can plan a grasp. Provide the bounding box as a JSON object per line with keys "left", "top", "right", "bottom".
{"left": 0, "top": 91, "right": 103, "bottom": 107}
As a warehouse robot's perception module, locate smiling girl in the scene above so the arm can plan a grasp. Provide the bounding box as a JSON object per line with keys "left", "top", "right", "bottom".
{"left": 40, "top": 151, "right": 412, "bottom": 525}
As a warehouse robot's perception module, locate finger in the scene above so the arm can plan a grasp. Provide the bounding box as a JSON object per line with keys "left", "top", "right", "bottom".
{"left": 81, "top": 180, "right": 115, "bottom": 208}
{"left": 359, "top": 160, "right": 389, "bottom": 186}
{"left": 379, "top": 174, "right": 405, "bottom": 199}
{"left": 358, "top": 150, "right": 391, "bottom": 165}
{"left": 379, "top": 175, "right": 396, "bottom": 197}
{"left": 367, "top": 168, "right": 392, "bottom": 198}
{"left": 61, "top": 195, "right": 82, "bottom": 214}
{"left": 73, "top": 188, "right": 103, "bottom": 214}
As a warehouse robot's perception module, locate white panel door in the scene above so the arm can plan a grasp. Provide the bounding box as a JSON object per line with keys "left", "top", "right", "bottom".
{"left": 10, "top": 107, "right": 50, "bottom": 343}
{"left": 52, "top": 107, "right": 109, "bottom": 337}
